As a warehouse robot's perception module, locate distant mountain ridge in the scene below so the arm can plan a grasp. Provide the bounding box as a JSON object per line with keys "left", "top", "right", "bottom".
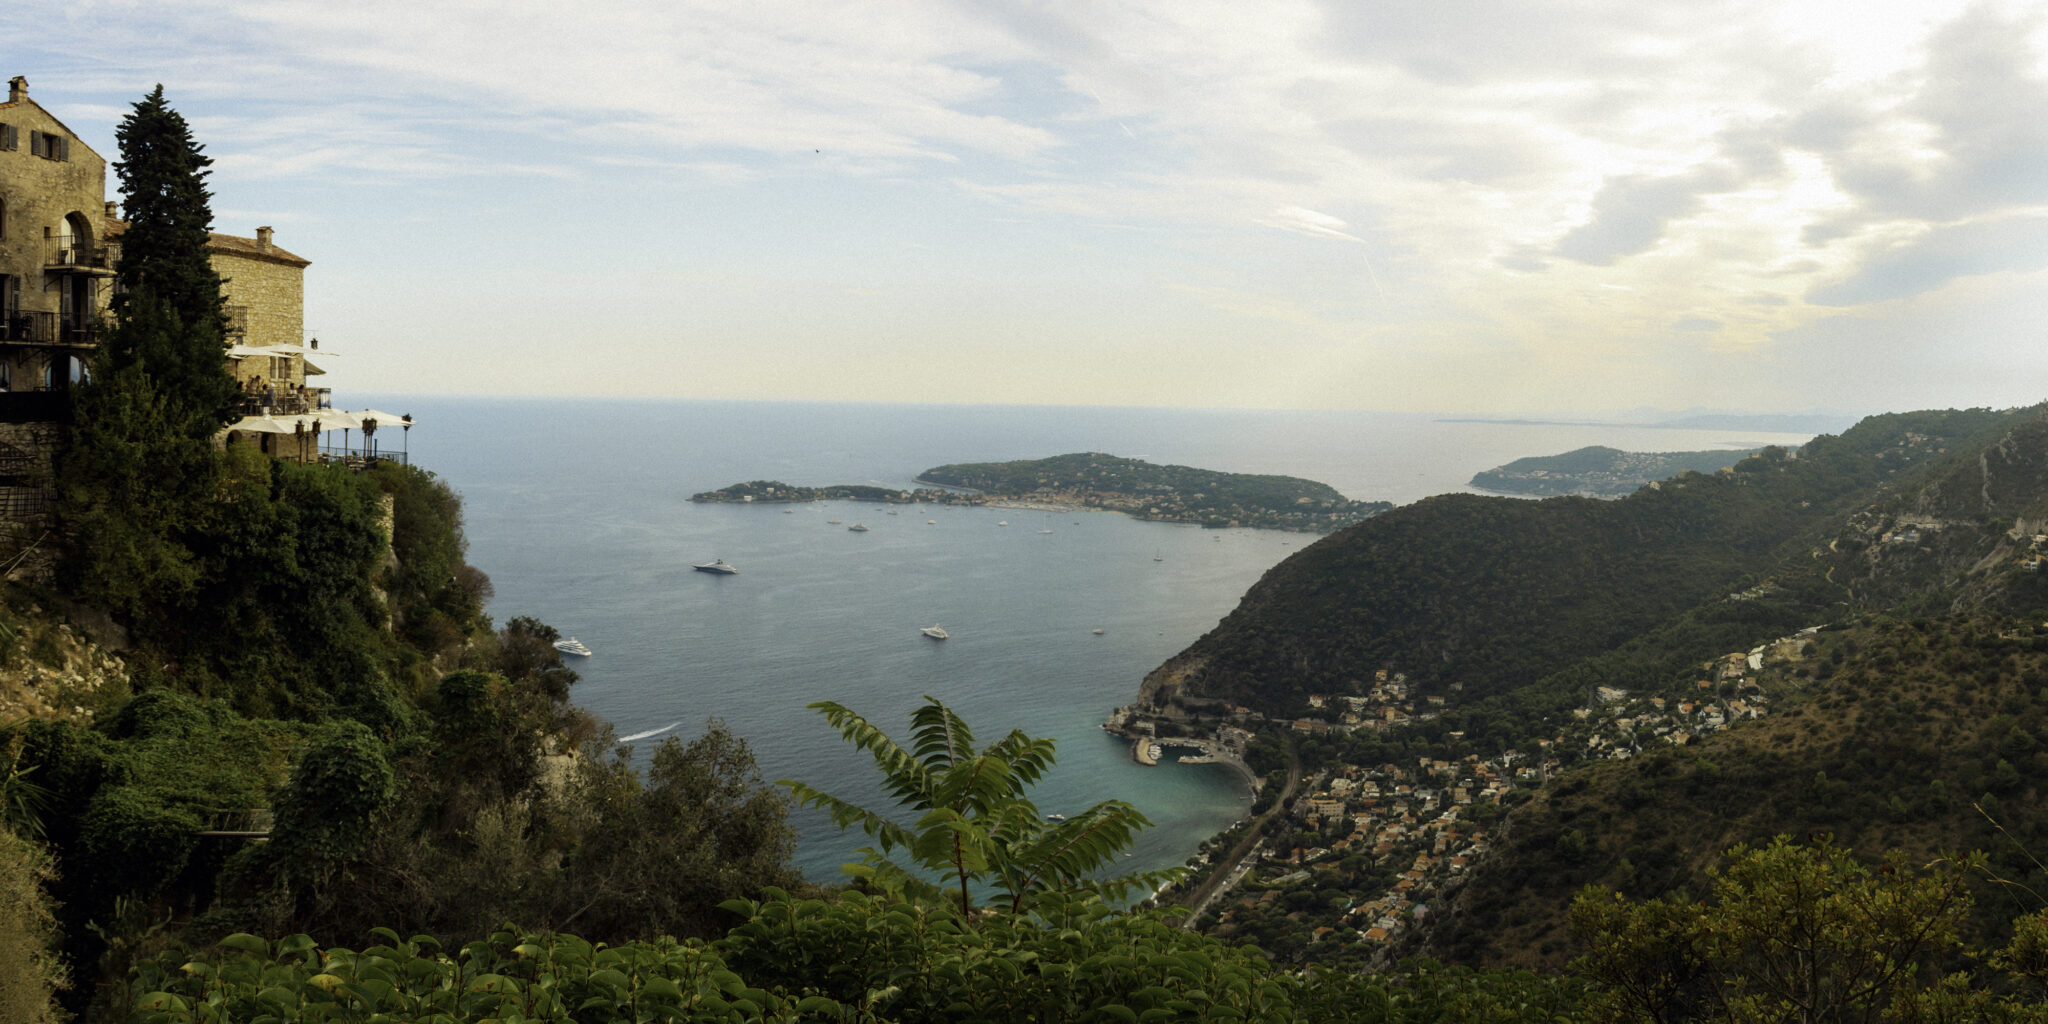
{"left": 1140, "top": 406, "right": 2030, "bottom": 714}
{"left": 1438, "top": 412, "right": 1856, "bottom": 433}
{"left": 1470, "top": 445, "right": 1765, "bottom": 497}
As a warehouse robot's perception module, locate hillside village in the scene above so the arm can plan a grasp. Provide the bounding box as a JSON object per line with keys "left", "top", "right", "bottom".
{"left": 1121, "top": 629, "right": 1812, "bottom": 963}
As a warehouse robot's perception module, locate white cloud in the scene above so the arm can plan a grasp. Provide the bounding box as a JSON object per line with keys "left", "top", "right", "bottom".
{"left": 4, "top": 0, "right": 2041, "bottom": 413}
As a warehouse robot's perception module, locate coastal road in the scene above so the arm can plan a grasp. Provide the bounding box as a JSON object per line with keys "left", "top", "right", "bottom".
{"left": 1173, "top": 740, "right": 1302, "bottom": 929}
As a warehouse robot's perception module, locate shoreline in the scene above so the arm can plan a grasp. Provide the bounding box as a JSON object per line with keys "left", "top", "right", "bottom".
{"left": 1106, "top": 726, "right": 1260, "bottom": 793}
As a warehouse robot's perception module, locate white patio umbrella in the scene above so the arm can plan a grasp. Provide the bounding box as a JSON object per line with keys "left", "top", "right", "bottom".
{"left": 226, "top": 415, "right": 296, "bottom": 434}
{"left": 227, "top": 415, "right": 315, "bottom": 461}
{"left": 353, "top": 409, "right": 414, "bottom": 460}
{"left": 311, "top": 410, "right": 363, "bottom": 460}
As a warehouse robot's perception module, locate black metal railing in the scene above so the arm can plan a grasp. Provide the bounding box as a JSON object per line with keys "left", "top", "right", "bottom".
{"left": 44, "top": 239, "right": 111, "bottom": 270}
{"left": 0, "top": 311, "right": 95, "bottom": 346}
{"left": 318, "top": 445, "right": 408, "bottom": 467}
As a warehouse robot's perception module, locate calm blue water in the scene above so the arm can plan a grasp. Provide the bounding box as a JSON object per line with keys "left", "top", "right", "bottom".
{"left": 358, "top": 398, "right": 1813, "bottom": 880}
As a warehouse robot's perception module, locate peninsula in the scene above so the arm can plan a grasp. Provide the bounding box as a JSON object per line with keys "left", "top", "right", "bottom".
{"left": 1469, "top": 444, "right": 1767, "bottom": 497}
{"left": 692, "top": 452, "right": 1393, "bottom": 532}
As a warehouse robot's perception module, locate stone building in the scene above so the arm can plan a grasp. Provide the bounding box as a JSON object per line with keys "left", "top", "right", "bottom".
{"left": 0, "top": 73, "right": 344, "bottom": 521}
{"left": 217, "top": 226, "right": 326, "bottom": 463}
{"left": 105, "top": 219, "right": 329, "bottom": 462}
{"left": 0, "top": 75, "right": 112, "bottom": 520}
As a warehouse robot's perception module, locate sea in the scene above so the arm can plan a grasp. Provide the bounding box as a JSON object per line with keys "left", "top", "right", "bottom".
{"left": 356, "top": 397, "right": 1818, "bottom": 881}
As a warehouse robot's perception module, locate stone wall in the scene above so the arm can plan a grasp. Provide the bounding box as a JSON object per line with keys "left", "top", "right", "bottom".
{"left": 0, "top": 80, "right": 113, "bottom": 390}
{"left": 217, "top": 244, "right": 309, "bottom": 388}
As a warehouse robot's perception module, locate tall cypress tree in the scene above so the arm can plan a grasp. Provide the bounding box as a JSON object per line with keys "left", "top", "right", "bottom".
{"left": 104, "top": 85, "right": 239, "bottom": 432}
{"left": 57, "top": 87, "right": 235, "bottom": 620}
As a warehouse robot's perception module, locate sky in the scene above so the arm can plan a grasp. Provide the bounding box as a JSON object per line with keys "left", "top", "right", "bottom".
{"left": 6, "top": 0, "right": 2048, "bottom": 416}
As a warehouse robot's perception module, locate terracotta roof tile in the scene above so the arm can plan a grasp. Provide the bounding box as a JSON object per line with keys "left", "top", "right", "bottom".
{"left": 104, "top": 219, "right": 311, "bottom": 268}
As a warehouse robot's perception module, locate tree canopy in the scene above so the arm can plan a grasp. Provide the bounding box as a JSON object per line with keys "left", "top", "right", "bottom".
{"left": 106, "top": 84, "right": 239, "bottom": 432}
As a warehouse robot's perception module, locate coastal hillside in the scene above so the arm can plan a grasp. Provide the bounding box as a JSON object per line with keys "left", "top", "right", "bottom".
{"left": 1470, "top": 444, "right": 1763, "bottom": 497}
{"left": 1132, "top": 404, "right": 2048, "bottom": 973}
{"left": 1138, "top": 407, "right": 2024, "bottom": 715}
{"left": 1419, "top": 611, "right": 2048, "bottom": 971}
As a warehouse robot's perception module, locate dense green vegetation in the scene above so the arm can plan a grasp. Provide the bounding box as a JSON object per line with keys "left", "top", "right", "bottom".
{"left": 122, "top": 895, "right": 1590, "bottom": 1023}
{"left": 110, "top": 702, "right": 1594, "bottom": 1023}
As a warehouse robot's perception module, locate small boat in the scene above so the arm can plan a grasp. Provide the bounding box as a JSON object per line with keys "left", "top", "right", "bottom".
{"left": 1045, "top": 813, "right": 1067, "bottom": 823}
{"left": 553, "top": 637, "right": 592, "bottom": 657}
{"left": 887, "top": 510, "right": 899, "bottom": 515}
{"left": 1038, "top": 529, "right": 1053, "bottom": 534}
{"left": 1153, "top": 552, "right": 1163, "bottom": 562}
{"left": 1092, "top": 628, "right": 1104, "bottom": 635}
{"left": 927, "top": 519, "right": 936, "bottom": 525}
{"left": 693, "top": 559, "right": 739, "bottom": 575}
{"left": 849, "top": 523, "right": 870, "bottom": 532}
{"left": 827, "top": 519, "right": 842, "bottom": 524}
{"left": 921, "top": 624, "right": 949, "bottom": 640}
{"left": 997, "top": 520, "right": 1009, "bottom": 527}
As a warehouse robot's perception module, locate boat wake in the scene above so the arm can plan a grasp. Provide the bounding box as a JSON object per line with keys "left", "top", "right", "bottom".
{"left": 619, "top": 721, "right": 684, "bottom": 743}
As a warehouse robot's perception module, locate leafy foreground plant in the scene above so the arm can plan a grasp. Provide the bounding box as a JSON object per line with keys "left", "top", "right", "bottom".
{"left": 782, "top": 697, "right": 1181, "bottom": 916}
{"left": 128, "top": 928, "right": 805, "bottom": 1023}
{"left": 128, "top": 898, "right": 1582, "bottom": 1023}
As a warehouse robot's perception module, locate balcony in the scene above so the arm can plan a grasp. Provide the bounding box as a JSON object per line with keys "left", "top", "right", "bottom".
{"left": 43, "top": 239, "right": 115, "bottom": 276}
{"left": 237, "top": 386, "right": 327, "bottom": 417}
{"left": 0, "top": 311, "right": 96, "bottom": 348}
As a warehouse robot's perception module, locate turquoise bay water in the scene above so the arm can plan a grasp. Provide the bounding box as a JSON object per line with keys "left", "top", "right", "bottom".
{"left": 368, "top": 398, "right": 1813, "bottom": 880}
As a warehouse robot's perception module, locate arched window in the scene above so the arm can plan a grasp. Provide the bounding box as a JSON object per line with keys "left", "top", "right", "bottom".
{"left": 52, "top": 211, "right": 91, "bottom": 265}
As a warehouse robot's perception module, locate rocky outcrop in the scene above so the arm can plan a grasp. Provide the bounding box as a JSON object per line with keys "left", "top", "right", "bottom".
{"left": 0, "top": 603, "right": 126, "bottom": 723}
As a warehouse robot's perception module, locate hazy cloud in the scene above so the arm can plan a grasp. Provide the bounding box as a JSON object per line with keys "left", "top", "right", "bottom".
{"left": 1808, "top": 214, "right": 2048, "bottom": 306}
{"left": 1556, "top": 166, "right": 1739, "bottom": 265}
{"left": 5, "top": 0, "right": 2042, "bottom": 413}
